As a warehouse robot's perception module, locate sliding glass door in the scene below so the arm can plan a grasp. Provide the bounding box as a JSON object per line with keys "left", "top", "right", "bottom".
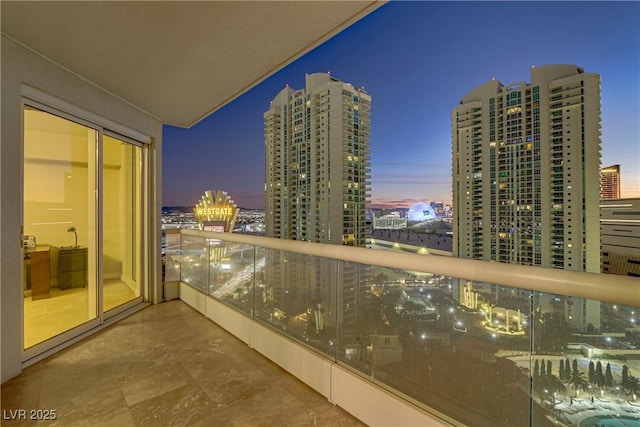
{"left": 102, "top": 134, "right": 143, "bottom": 313}
{"left": 23, "top": 106, "right": 98, "bottom": 349}
{"left": 23, "top": 104, "right": 146, "bottom": 353}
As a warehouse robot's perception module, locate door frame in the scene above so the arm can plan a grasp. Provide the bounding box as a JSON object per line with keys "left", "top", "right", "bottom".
{"left": 21, "top": 89, "right": 150, "bottom": 361}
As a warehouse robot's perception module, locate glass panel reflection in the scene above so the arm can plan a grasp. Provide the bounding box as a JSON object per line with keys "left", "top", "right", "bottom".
{"left": 103, "top": 135, "right": 142, "bottom": 311}
{"left": 251, "top": 249, "right": 337, "bottom": 355}
{"left": 208, "top": 241, "right": 255, "bottom": 313}
{"left": 533, "top": 295, "right": 640, "bottom": 426}
{"left": 163, "top": 229, "right": 182, "bottom": 282}
{"left": 180, "top": 235, "right": 208, "bottom": 292}
{"left": 23, "top": 106, "right": 98, "bottom": 348}
{"left": 174, "top": 233, "right": 640, "bottom": 426}
{"left": 338, "top": 270, "right": 534, "bottom": 426}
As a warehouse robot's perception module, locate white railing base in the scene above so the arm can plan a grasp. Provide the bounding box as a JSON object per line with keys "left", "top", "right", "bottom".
{"left": 178, "top": 283, "right": 452, "bottom": 427}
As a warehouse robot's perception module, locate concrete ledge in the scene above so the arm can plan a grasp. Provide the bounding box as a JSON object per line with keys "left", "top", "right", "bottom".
{"left": 201, "top": 296, "right": 332, "bottom": 397}
{"left": 204, "top": 296, "right": 252, "bottom": 345}
{"left": 179, "top": 283, "right": 206, "bottom": 314}
{"left": 331, "top": 364, "right": 451, "bottom": 426}
{"left": 250, "top": 320, "right": 332, "bottom": 398}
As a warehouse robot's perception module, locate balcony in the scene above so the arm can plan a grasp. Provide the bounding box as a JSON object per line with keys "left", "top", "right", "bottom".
{"left": 2, "top": 300, "right": 363, "bottom": 426}
{"left": 165, "top": 229, "right": 640, "bottom": 427}
{"left": 0, "top": 0, "right": 389, "bottom": 392}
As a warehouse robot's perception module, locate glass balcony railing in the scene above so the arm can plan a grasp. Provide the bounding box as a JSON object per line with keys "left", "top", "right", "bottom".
{"left": 165, "top": 229, "right": 640, "bottom": 427}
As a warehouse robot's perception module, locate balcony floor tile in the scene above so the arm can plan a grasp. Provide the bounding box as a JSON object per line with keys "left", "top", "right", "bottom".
{"left": 1, "top": 300, "right": 364, "bottom": 427}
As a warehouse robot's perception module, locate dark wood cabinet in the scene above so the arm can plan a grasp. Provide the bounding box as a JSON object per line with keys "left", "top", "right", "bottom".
{"left": 24, "top": 246, "right": 51, "bottom": 300}
{"left": 58, "top": 247, "right": 87, "bottom": 289}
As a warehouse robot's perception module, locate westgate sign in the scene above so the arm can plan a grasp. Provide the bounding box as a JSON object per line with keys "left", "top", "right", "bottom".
{"left": 194, "top": 190, "right": 238, "bottom": 232}
{"left": 195, "top": 207, "right": 234, "bottom": 218}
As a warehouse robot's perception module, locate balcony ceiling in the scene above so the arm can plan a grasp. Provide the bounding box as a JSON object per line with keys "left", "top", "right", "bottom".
{"left": 1, "top": 1, "right": 383, "bottom": 128}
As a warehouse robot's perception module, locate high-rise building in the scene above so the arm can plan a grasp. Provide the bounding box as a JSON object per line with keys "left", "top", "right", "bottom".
{"left": 264, "top": 73, "right": 371, "bottom": 246}
{"left": 264, "top": 73, "right": 372, "bottom": 332}
{"left": 601, "top": 198, "right": 640, "bottom": 277}
{"left": 600, "top": 164, "right": 621, "bottom": 199}
{"left": 452, "top": 65, "right": 602, "bottom": 330}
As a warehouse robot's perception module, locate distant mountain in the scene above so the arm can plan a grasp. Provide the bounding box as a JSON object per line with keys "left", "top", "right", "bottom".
{"left": 162, "top": 206, "right": 194, "bottom": 213}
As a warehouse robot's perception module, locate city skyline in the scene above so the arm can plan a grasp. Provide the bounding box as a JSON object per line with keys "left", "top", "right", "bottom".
{"left": 163, "top": 1, "right": 640, "bottom": 209}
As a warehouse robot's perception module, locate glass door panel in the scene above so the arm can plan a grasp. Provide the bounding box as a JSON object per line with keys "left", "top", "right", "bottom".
{"left": 23, "top": 106, "right": 98, "bottom": 349}
{"left": 102, "top": 135, "right": 142, "bottom": 312}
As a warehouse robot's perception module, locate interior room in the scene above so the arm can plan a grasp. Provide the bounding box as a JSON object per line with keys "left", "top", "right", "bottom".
{"left": 22, "top": 105, "right": 143, "bottom": 349}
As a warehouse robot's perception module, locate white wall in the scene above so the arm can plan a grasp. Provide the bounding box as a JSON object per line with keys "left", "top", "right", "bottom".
{"left": 23, "top": 122, "right": 95, "bottom": 249}
{"left": 1, "top": 35, "right": 163, "bottom": 383}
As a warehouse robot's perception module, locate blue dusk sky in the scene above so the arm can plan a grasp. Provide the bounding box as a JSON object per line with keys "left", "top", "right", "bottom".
{"left": 163, "top": 1, "right": 640, "bottom": 209}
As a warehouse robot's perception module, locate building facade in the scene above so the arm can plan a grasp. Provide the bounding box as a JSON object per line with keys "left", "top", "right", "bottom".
{"left": 264, "top": 73, "right": 371, "bottom": 247}
{"left": 601, "top": 198, "right": 640, "bottom": 277}
{"left": 263, "top": 73, "right": 372, "bottom": 332}
{"left": 600, "top": 164, "right": 621, "bottom": 199}
{"left": 373, "top": 215, "right": 408, "bottom": 230}
{"left": 452, "top": 65, "right": 602, "bottom": 330}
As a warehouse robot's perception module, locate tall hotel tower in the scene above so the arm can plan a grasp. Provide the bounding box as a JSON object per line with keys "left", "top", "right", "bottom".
{"left": 452, "top": 65, "right": 602, "bottom": 330}
{"left": 263, "top": 73, "right": 371, "bottom": 334}
{"left": 264, "top": 73, "right": 371, "bottom": 246}
{"left": 600, "top": 164, "right": 621, "bottom": 199}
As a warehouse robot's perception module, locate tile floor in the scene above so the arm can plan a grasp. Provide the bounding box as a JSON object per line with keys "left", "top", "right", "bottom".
{"left": 24, "top": 280, "right": 138, "bottom": 348}
{"left": 2, "top": 300, "right": 365, "bottom": 426}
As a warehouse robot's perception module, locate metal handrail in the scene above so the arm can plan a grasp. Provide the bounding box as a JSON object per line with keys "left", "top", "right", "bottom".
{"left": 179, "top": 229, "right": 640, "bottom": 308}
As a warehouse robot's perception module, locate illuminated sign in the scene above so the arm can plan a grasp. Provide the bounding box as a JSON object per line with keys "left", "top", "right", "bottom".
{"left": 203, "top": 224, "right": 224, "bottom": 233}
{"left": 195, "top": 207, "right": 234, "bottom": 217}
{"left": 194, "top": 190, "right": 238, "bottom": 232}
